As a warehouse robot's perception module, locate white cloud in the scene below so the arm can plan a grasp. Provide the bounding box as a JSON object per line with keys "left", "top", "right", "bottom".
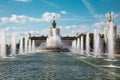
{"left": 9, "top": 14, "right": 40, "bottom": 23}
{"left": 60, "top": 11, "right": 67, "bottom": 14}
{"left": 42, "top": 12, "right": 61, "bottom": 22}
{"left": 0, "top": 12, "right": 61, "bottom": 24}
{"left": 59, "top": 25, "right": 89, "bottom": 36}
{"left": 93, "top": 21, "right": 105, "bottom": 28}
{"left": 28, "top": 29, "right": 48, "bottom": 36}
{"left": 0, "top": 14, "right": 39, "bottom": 24}
{"left": 15, "top": 0, "right": 31, "bottom": 2}
{"left": 75, "top": 25, "right": 89, "bottom": 33}
{"left": 5, "top": 26, "right": 16, "bottom": 31}
{"left": 39, "top": 29, "right": 48, "bottom": 36}
{"left": 29, "top": 30, "right": 41, "bottom": 36}
{"left": 94, "top": 14, "right": 104, "bottom": 20}
{"left": 0, "top": 17, "right": 9, "bottom": 25}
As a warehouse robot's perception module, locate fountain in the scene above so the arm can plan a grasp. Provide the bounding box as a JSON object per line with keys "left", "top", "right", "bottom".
{"left": 32, "top": 40, "right": 35, "bottom": 52}
{"left": 86, "top": 33, "right": 90, "bottom": 56}
{"left": 19, "top": 37, "right": 24, "bottom": 55}
{"left": 77, "top": 38, "right": 81, "bottom": 54}
{"left": 101, "top": 64, "right": 120, "bottom": 68}
{"left": 25, "top": 37, "right": 28, "bottom": 53}
{"left": 93, "top": 30, "right": 102, "bottom": 58}
{"left": 11, "top": 33, "right": 16, "bottom": 56}
{"left": 0, "top": 30, "right": 7, "bottom": 58}
{"left": 71, "top": 12, "right": 117, "bottom": 61}
{"left": 36, "top": 20, "right": 70, "bottom": 52}
{"left": 71, "top": 36, "right": 87, "bottom": 58}
{"left": 0, "top": 12, "right": 117, "bottom": 61}
{"left": 71, "top": 36, "right": 84, "bottom": 55}
{"left": 108, "top": 22, "right": 115, "bottom": 59}
{"left": 28, "top": 39, "right": 32, "bottom": 53}
{"left": 104, "top": 12, "right": 118, "bottom": 61}
{"left": 46, "top": 28, "right": 62, "bottom": 48}
{"left": 71, "top": 40, "right": 77, "bottom": 53}
{"left": 80, "top": 36, "right": 84, "bottom": 55}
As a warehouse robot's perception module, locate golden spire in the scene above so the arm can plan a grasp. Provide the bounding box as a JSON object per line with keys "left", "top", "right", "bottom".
{"left": 108, "top": 12, "right": 112, "bottom": 22}
{"left": 53, "top": 16, "right": 55, "bottom": 21}
{"left": 52, "top": 16, "right": 56, "bottom": 28}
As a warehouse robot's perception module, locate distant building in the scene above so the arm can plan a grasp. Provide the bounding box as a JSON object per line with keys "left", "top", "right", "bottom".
{"left": 30, "top": 36, "right": 76, "bottom": 47}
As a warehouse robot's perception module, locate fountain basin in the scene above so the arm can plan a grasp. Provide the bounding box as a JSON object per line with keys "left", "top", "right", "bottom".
{"left": 101, "top": 64, "right": 120, "bottom": 68}
{"left": 103, "top": 58, "right": 118, "bottom": 61}
{"left": 36, "top": 46, "right": 70, "bottom": 52}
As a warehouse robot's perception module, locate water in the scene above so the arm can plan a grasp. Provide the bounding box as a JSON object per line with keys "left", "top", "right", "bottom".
{"left": 101, "top": 64, "right": 120, "bottom": 68}
{"left": 71, "top": 40, "right": 77, "bottom": 53}
{"left": 32, "top": 40, "right": 35, "bottom": 52}
{"left": 28, "top": 39, "right": 32, "bottom": 53}
{"left": 11, "top": 33, "right": 16, "bottom": 56}
{"left": 80, "top": 36, "right": 84, "bottom": 55}
{"left": 108, "top": 21, "right": 115, "bottom": 59}
{"left": 46, "top": 28, "right": 62, "bottom": 47}
{"left": 71, "top": 40, "right": 74, "bottom": 52}
{"left": 0, "top": 30, "right": 6, "bottom": 58}
{"left": 25, "top": 37, "right": 28, "bottom": 53}
{"left": 0, "top": 52, "right": 120, "bottom": 80}
{"left": 19, "top": 37, "right": 23, "bottom": 55}
{"left": 94, "top": 30, "right": 101, "bottom": 57}
{"left": 86, "top": 33, "right": 90, "bottom": 56}
{"left": 77, "top": 38, "right": 81, "bottom": 54}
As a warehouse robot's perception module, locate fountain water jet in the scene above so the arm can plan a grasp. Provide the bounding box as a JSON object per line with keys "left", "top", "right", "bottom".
{"left": 11, "top": 33, "right": 16, "bottom": 56}
{"left": 108, "top": 22, "right": 115, "bottom": 59}
{"left": 0, "top": 30, "right": 7, "bottom": 58}
{"left": 80, "top": 36, "right": 84, "bottom": 55}
{"left": 86, "top": 33, "right": 90, "bottom": 56}
{"left": 25, "top": 37, "right": 28, "bottom": 53}
{"left": 28, "top": 39, "right": 32, "bottom": 53}
{"left": 77, "top": 38, "right": 81, "bottom": 54}
{"left": 93, "top": 30, "right": 102, "bottom": 58}
{"left": 71, "top": 40, "right": 77, "bottom": 53}
{"left": 19, "top": 37, "right": 23, "bottom": 55}
{"left": 101, "top": 64, "right": 120, "bottom": 68}
{"left": 46, "top": 28, "right": 62, "bottom": 48}
{"left": 32, "top": 40, "right": 35, "bottom": 52}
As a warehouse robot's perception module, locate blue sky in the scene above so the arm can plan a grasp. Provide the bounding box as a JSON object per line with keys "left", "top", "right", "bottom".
{"left": 0, "top": 0, "right": 120, "bottom": 36}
